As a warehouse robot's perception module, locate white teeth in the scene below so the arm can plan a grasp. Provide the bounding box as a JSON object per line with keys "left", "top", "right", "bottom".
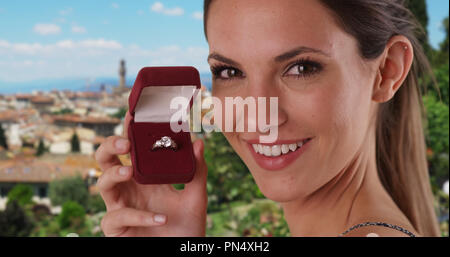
{"left": 263, "top": 145, "right": 271, "bottom": 156}
{"left": 289, "top": 144, "right": 297, "bottom": 151}
{"left": 281, "top": 144, "right": 289, "bottom": 154}
{"left": 271, "top": 145, "right": 281, "bottom": 156}
{"left": 252, "top": 139, "right": 308, "bottom": 156}
{"left": 258, "top": 144, "right": 263, "bottom": 154}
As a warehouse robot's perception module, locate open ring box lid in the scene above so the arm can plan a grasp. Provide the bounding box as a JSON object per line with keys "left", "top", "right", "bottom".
{"left": 128, "top": 66, "right": 201, "bottom": 184}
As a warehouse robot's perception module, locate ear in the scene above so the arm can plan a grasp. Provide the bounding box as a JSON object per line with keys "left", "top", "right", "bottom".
{"left": 372, "top": 35, "right": 414, "bottom": 103}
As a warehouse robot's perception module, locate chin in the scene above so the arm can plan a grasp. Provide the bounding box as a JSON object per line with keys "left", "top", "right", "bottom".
{"left": 248, "top": 168, "right": 308, "bottom": 203}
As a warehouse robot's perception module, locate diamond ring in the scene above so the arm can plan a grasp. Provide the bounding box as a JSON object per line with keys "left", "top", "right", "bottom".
{"left": 152, "top": 136, "right": 178, "bottom": 151}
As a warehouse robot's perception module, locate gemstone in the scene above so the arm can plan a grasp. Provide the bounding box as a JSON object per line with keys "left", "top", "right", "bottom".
{"left": 161, "top": 136, "right": 172, "bottom": 147}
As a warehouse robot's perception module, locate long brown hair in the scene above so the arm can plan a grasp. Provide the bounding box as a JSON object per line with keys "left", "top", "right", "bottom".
{"left": 203, "top": 0, "right": 440, "bottom": 236}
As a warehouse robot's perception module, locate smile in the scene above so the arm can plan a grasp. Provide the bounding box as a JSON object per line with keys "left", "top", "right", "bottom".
{"left": 246, "top": 137, "right": 313, "bottom": 171}
{"left": 251, "top": 138, "right": 311, "bottom": 157}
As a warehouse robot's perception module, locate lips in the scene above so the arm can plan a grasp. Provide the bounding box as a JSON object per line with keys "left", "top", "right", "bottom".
{"left": 246, "top": 138, "right": 312, "bottom": 171}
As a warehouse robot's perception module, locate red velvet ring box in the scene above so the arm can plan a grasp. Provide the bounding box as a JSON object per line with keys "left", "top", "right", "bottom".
{"left": 128, "top": 66, "right": 201, "bottom": 184}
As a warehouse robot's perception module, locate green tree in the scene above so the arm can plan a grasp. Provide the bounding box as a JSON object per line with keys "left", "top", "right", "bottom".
{"left": 204, "top": 132, "right": 263, "bottom": 212}
{"left": 423, "top": 94, "right": 449, "bottom": 187}
{"left": 35, "top": 138, "right": 46, "bottom": 157}
{"left": 58, "top": 201, "right": 86, "bottom": 229}
{"left": 440, "top": 17, "right": 449, "bottom": 55}
{"left": 0, "top": 200, "right": 34, "bottom": 236}
{"left": 71, "top": 132, "right": 80, "bottom": 153}
{"left": 406, "top": 0, "right": 433, "bottom": 58}
{"left": 7, "top": 184, "right": 34, "bottom": 207}
{"left": 86, "top": 194, "right": 106, "bottom": 214}
{"left": 0, "top": 124, "right": 8, "bottom": 150}
{"left": 435, "top": 16, "right": 449, "bottom": 65}
{"left": 110, "top": 107, "right": 128, "bottom": 119}
{"left": 49, "top": 175, "right": 89, "bottom": 208}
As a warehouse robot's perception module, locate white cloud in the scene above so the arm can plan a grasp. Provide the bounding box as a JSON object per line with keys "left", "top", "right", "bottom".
{"left": 59, "top": 7, "right": 73, "bottom": 16}
{"left": 0, "top": 38, "right": 209, "bottom": 82}
{"left": 151, "top": 2, "right": 164, "bottom": 12}
{"left": 33, "top": 24, "right": 61, "bottom": 35}
{"left": 192, "top": 11, "right": 203, "bottom": 20}
{"left": 111, "top": 3, "right": 119, "bottom": 9}
{"left": 72, "top": 25, "right": 87, "bottom": 34}
{"left": 151, "top": 2, "right": 184, "bottom": 16}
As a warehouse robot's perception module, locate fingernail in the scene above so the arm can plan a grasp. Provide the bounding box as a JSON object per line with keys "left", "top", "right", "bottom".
{"left": 153, "top": 214, "right": 167, "bottom": 224}
{"left": 115, "top": 138, "right": 128, "bottom": 150}
{"left": 119, "top": 166, "right": 129, "bottom": 176}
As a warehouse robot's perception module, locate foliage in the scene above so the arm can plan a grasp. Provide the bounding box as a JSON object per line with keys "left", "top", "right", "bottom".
{"left": 7, "top": 184, "right": 34, "bottom": 207}
{"left": 110, "top": 107, "right": 128, "bottom": 119}
{"left": 0, "top": 200, "right": 34, "bottom": 236}
{"left": 206, "top": 200, "right": 290, "bottom": 237}
{"left": 203, "top": 132, "right": 264, "bottom": 212}
{"left": 423, "top": 94, "right": 449, "bottom": 154}
{"left": 434, "top": 17, "right": 449, "bottom": 66}
{"left": 0, "top": 124, "right": 8, "bottom": 150}
{"left": 71, "top": 132, "right": 80, "bottom": 153}
{"left": 52, "top": 108, "right": 73, "bottom": 115}
{"left": 406, "top": 0, "right": 432, "bottom": 59}
{"left": 35, "top": 138, "right": 46, "bottom": 157}
{"left": 48, "top": 175, "right": 89, "bottom": 208}
{"left": 58, "top": 201, "right": 86, "bottom": 230}
{"left": 86, "top": 194, "right": 106, "bottom": 214}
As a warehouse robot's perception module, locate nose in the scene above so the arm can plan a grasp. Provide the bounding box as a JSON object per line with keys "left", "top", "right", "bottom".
{"left": 241, "top": 76, "right": 288, "bottom": 134}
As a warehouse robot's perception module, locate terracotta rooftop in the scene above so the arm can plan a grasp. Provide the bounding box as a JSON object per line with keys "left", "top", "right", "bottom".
{"left": 0, "top": 157, "right": 90, "bottom": 183}
{"left": 31, "top": 96, "right": 54, "bottom": 104}
{"left": 52, "top": 114, "right": 121, "bottom": 124}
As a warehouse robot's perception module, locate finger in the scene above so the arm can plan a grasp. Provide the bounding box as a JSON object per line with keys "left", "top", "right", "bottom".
{"left": 184, "top": 139, "right": 208, "bottom": 195}
{"left": 97, "top": 165, "right": 133, "bottom": 208}
{"left": 122, "top": 110, "right": 132, "bottom": 138}
{"left": 95, "top": 135, "right": 130, "bottom": 171}
{"left": 101, "top": 208, "right": 167, "bottom": 237}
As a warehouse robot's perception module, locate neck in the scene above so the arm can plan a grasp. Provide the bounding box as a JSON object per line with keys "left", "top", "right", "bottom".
{"left": 280, "top": 130, "right": 387, "bottom": 236}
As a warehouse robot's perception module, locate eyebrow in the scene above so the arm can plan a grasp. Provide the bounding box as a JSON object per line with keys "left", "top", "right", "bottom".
{"left": 274, "top": 46, "right": 330, "bottom": 62}
{"left": 207, "top": 46, "right": 330, "bottom": 66}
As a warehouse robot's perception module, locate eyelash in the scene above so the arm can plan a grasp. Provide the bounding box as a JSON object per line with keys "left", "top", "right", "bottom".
{"left": 210, "top": 57, "right": 323, "bottom": 81}
{"left": 285, "top": 58, "right": 323, "bottom": 79}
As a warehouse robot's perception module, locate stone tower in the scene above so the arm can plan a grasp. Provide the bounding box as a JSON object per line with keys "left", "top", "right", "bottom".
{"left": 119, "top": 59, "right": 126, "bottom": 91}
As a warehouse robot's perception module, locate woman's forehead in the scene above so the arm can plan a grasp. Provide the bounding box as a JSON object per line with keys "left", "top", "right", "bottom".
{"left": 206, "top": 0, "right": 344, "bottom": 60}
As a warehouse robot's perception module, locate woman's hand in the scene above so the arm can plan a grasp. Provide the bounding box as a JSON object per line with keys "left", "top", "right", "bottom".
{"left": 95, "top": 111, "right": 208, "bottom": 237}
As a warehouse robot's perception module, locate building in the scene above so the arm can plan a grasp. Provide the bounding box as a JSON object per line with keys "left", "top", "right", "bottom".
{"left": 113, "top": 59, "right": 131, "bottom": 95}
{"left": 30, "top": 95, "right": 54, "bottom": 114}
{"left": 52, "top": 114, "right": 121, "bottom": 137}
{"left": 0, "top": 157, "right": 92, "bottom": 212}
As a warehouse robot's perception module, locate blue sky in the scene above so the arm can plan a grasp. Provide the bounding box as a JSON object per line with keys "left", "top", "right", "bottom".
{"left": 0, "top": 0, "right": 448, "bottom": 83}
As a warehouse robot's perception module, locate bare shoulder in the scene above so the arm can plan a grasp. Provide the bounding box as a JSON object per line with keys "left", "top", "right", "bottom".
{"left": 341, "top": 222, "right": 420, "bottom": 237}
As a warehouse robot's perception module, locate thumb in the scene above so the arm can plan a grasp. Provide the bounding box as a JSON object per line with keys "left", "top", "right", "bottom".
{"left": 184, "top": 138, "right": 208, "bottom": 195}
{"left": 122, "top": 110, "right": 132, "bottom": 138}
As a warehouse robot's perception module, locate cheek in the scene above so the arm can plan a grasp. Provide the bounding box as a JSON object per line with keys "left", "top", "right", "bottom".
{"left": 313, "top": 72, "right": 373, "bottom": 173}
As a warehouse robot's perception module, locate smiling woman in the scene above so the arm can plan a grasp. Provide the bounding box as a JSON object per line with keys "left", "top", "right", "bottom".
{"left": 203, "top": 0, "right": 440, "bottom": 237}
{"left": 94, "top": 0, "right": 441, "bottom": 238}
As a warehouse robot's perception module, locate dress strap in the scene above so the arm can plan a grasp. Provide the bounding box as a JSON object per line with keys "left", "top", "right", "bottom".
{"left": 338, "top": 221, "right": 416, "bottom": 237}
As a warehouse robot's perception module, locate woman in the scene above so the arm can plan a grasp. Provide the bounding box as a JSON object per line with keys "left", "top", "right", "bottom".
{"left": 95, "top": 0, "right": 440, "bottom": 237}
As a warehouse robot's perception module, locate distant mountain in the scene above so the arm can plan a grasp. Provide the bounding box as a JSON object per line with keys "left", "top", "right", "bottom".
{"left": 0, "top": 73, "right": 212, "bottom": 94}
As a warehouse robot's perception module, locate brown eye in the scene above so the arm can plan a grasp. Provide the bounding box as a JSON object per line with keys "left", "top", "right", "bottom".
{"left": 287, "top": 63, "right": 317, "bottom": 75}
{"left": 284, "top": 59, "right": 322, "bottom": 78}
{"left": 211, "top": 65, "right": 244, "bottom": 80}
{"left": 221, "top": 68, "right": 240, "bottom": 78}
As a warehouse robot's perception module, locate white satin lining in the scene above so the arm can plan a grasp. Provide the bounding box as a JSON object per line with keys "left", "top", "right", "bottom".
{"left": 134, "top": 85, "right": 197, "bottom": 123}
